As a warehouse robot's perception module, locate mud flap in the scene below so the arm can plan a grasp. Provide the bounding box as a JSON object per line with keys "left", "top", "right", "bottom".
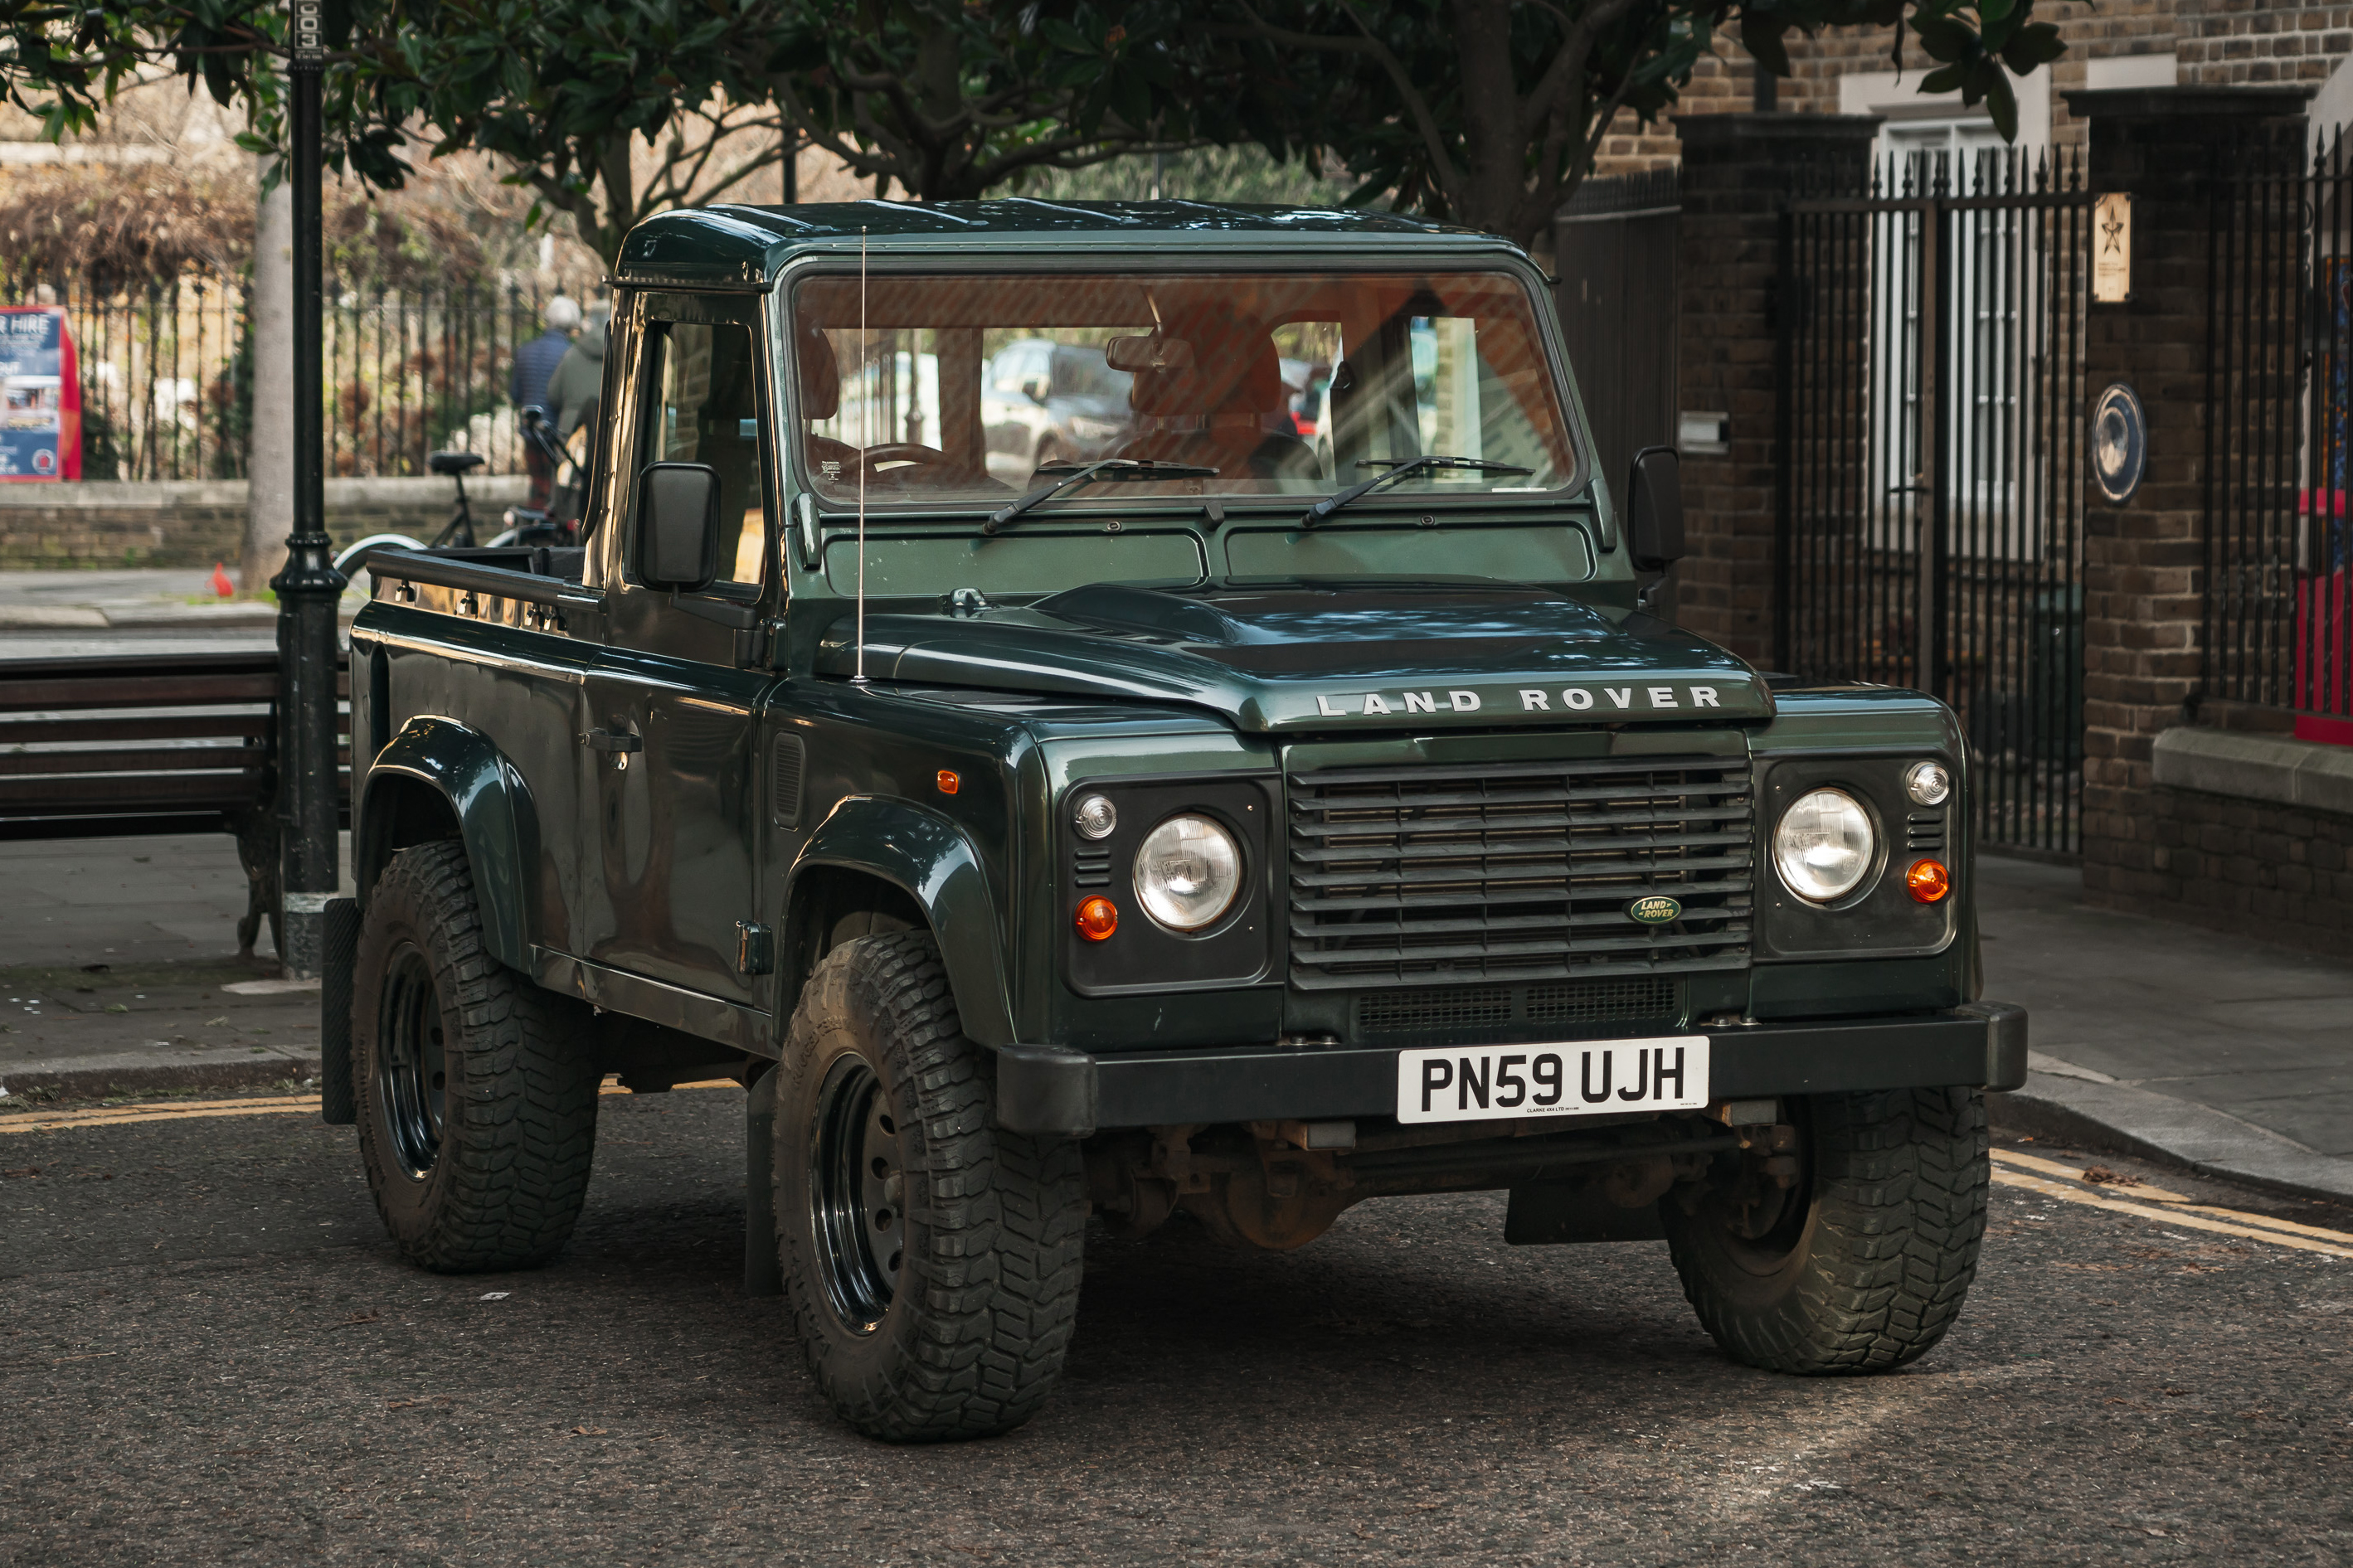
{"left": 319, "top": 896, "right": 361, "bottom": 1125}
{"left": 744, "top": 1061, "right": 782, "bottom": 1298}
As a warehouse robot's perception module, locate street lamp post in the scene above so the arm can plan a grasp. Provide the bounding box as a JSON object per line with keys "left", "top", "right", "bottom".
{"left": 272, "top": 0, "right": 343, "bottom": 979}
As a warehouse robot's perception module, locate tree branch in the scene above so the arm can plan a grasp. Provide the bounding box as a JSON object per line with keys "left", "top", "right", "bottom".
{"left": 1223, "top": 0, "right": 1463, "bottom": 205}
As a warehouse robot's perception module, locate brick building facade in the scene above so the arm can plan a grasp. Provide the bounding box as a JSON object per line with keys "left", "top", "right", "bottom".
{"left": 1590, "top": 12, "right": 2353, "bottom": 954}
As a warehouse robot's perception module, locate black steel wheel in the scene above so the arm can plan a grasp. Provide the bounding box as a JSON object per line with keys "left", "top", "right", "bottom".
{"left": 373, "top": 942, "right": 448, "bottom": 1178}
{"left": 775, "top": 931, "right": 1087, "bottom": 1442}
{"left": 1663, "top": 1087, "right": 1988, "bottom": 1374}
{"left": 353, "top": 841, "right": 601, "bottom": 1273}
{"left": 809, "top": 1055, "right": 904, "bottom": 1333}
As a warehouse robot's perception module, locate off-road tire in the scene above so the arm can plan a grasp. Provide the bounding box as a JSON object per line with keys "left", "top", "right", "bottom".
{"left": 354, "top": 841, "right": 600, "bottom": 1272}
{"left": 775, "top": 932, "right": 1086, "bottom": 1442}
{"left": 1662, "top": 1086, "right": 1987, "bottom": 1374}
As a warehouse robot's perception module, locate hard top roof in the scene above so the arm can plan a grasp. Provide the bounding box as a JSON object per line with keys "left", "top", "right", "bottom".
{"left": 614, "top": 199, "right": 1514, "bottom": 289}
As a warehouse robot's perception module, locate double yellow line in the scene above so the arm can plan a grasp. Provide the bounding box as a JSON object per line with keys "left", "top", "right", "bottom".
{"left": 0, "top": 1078, "right": 742, "bottom": 1137}
{"left": 1991, "top": 1148, "right": 2353, "bottom": 1259}
{"left": 0, "top": 1095, "right": 323, "bottom": 1135}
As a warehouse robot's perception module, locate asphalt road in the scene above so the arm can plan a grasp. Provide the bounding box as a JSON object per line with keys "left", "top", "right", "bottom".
{"left": 5, "top": 1088, "right": 2351, "bottom": 1567}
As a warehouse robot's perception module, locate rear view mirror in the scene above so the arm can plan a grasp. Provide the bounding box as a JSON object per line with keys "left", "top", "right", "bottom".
{"left": 634, "top": 462, "right": 722, "bottom": 592}
{"left": 1626, "top": 445, "right": 1685, "bottom": 570}
{"left": 1106, "top": 334, "right": 1194, "bottom": 372}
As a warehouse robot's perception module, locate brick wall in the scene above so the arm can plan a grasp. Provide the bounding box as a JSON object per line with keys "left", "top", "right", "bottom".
{"left": 0, "top": 475, "right": 531, "bottom": 570}
{"left": 2129, "top": 783, "right": 2353, "bottom": 951}
{"left": 2067, "top": 88, "right": 2353, "bottom": 950}
{"left": 1671, "top": 114, "right": 1880, "bottom": 666}
{"left": 1594, "top": 0, "right": 2353, "bottom": 184}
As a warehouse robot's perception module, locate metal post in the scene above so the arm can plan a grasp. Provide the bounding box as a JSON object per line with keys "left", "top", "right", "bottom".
{"left": 272, "top": 0, "right": 344, "bottom": 980}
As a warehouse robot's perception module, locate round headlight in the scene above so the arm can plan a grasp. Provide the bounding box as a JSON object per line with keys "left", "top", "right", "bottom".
{"left": 1132, "top": 813, "right": 1242, "bottom": 931}
{"left": 1904, "top": 759, "right": 1952, "bottom": 807}
{"left": 1774, "top": 788, "right": 1875, "bottom": 903}
{"left": 1072, "top": 793, "right": 1118, "bottom": 840}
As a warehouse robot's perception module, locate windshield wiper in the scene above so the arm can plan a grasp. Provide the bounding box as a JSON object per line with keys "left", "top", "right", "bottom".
{"left": 982, "top": 458, "right": 1221, "bottom": 535}
{"left": 1301, "top": 454, "right": 1535, "bottom": 527}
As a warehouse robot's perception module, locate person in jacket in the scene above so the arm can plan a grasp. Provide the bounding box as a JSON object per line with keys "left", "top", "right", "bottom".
{"left": 547, "top": 298, "right": 607, "bottom": 443}
{"left": 511, "top": 296, "right": 580, "bottom": 507}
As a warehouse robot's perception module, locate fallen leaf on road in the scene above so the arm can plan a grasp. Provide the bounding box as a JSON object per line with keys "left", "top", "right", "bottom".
{"left": 2082, "top": 1166, "right": 2141, "bottom": 1187}
{"left": 205, "top": 1017, "right": 228, "bottom": 1027}
{"left": 571, "top": 1425, "right": 607, "bottom": 1436}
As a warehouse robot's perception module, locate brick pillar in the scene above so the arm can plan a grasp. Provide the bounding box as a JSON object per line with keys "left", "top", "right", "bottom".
{"left": 1670, "top": 112, "right": 1879, "bottom": 664}
{"left": 2069, "top": 88, "right": 2309, "bottom": 912}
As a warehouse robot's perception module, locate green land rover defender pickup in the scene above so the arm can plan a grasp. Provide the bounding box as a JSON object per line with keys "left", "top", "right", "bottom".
{"left": 325, "top": 200, "right": 2028, "bottom": 1443}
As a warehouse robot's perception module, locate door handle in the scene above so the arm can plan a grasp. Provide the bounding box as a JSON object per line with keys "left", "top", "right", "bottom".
{"left": 584, "top": 729, "right": 643, "bottom": 770}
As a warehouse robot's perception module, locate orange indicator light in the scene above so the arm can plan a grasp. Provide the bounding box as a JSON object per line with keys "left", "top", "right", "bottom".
{"left": 936, "top": 770, "right": 960, "bottom": 795}
{"left": 1074, "top": 896, "right": 1119, "bottom": 941}
{"left": 1906, "top": 858, "right": 1951, "bottom": 903}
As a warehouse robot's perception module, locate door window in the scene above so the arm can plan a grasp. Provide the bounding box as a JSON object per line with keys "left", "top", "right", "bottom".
{"left": 642, "top": 319, "right": 769, "bottom": 586}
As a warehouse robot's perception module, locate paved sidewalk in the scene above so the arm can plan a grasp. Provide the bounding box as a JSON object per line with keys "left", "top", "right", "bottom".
{"left": 0, "top": 833, "right": 351, "bottom": 1101}
{"left": 0, "top": 567, "right": 371, "bottom": 631}
{"left": 1980, "top": 854, "right": 2353, "bottom": 1201}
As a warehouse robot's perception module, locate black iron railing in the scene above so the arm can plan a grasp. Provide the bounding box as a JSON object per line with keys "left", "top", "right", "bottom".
{"left": 1777, "top": 150, "right": 2092, "bottom": 856}
{"left": 2206, "top": 135, "right": 2353, "bottom": 733}
{"left": 0, "top": 265, "right": 545, "bottom": 482}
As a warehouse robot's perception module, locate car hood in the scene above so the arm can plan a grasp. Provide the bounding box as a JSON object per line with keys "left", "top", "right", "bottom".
{"left": 816, "top": 579, "right": 1772, "bottom": 731}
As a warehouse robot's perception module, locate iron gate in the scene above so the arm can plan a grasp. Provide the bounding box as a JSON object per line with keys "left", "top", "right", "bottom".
{"left": 1775, "top": 152, "right": 2093, "bottom": 856}
{"left": 2204, "top": 133, "right": 2353, "bottom": 741}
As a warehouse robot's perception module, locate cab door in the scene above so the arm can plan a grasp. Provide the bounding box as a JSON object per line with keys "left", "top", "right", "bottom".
{"left": 580, "top": 290, "right": 780, "bottom": 1007}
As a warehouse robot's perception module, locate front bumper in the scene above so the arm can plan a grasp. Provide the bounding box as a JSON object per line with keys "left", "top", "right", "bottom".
{"left": 993, "top": 1002, "right": 2028, "bottom": 1137}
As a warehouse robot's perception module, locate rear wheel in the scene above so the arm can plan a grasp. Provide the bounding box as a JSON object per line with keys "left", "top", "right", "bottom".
{"left": 776, "top": 932, "right": 1086, "bottom": 1442}
{"left": 1662, "top": 1087, "right": 1987, "bottom": 1373}
{"left": 354, "top": 842, "right": 601, "bottom": 1273}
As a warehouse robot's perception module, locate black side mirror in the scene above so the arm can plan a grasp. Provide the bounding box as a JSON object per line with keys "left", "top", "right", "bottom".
{"left": 634, "top": 461, "right": 721, "bottom": 592}
{"left": 1626, "top": 445, "right": 1685, "bottom": 570}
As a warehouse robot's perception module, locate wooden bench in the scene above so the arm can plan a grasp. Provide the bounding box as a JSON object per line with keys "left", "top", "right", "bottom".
{"left": 0, "top": 649, "right": 349, "bottom": 957}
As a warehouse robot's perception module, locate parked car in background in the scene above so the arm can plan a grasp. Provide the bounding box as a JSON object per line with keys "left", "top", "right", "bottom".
{"left": 983, "top": 337, "right": 1133, "bottom": 483}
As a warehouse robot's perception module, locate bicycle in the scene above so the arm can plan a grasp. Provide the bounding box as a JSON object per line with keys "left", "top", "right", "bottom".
{"left": 332, "top": 406, "right": 582, "bottom": 579}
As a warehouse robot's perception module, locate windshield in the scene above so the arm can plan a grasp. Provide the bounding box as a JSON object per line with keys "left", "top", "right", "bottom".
{"left": 787, "top": 269, "right": 1580, "bottom": 508}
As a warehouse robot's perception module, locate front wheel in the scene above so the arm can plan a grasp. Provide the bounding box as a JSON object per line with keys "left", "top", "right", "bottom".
{"left": 1662, "top": 1086, "right": 1988, "bottom": 1373}
{"left": 775, "top": 932, "right": 1086, "bottom": 1442}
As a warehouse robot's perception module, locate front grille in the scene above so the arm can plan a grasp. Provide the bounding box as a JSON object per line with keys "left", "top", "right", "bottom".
{"left": 1358, "top": 976, "right": 1680, "bottom": 1036}
{"left": 1286, "top": 753, "right": 1754, "bottom": 988}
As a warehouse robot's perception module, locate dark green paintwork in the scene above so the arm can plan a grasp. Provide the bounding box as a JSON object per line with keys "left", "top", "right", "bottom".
{"left": 789, "top": 794, "right": 1018, "bottom": 1046}
{"left": 360, "top": 716, "right": 538, "bottom": 971}
{"left": 616, "top": 200, "right": 1495, "bottom": 290}
{"left": 341, "top": 198, "right": 2010, "bottom": 1116}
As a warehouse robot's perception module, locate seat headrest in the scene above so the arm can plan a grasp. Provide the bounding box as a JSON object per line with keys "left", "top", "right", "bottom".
{"left": 798, "top": 325, "right": 839, "bottom": 421}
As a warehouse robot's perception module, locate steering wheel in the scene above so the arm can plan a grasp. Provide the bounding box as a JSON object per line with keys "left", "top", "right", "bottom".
{"left": 860, "top": 442, "right": 953, "bottom": 471}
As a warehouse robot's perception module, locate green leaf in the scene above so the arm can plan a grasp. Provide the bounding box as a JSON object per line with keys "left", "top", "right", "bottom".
{"left": 1985, "top": 71, "right": 2018, "bottom": 139}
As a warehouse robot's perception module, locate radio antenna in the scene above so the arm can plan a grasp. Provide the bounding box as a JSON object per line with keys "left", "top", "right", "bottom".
{"left": 853, "top": 226, "right": 868, "bottom": 685}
